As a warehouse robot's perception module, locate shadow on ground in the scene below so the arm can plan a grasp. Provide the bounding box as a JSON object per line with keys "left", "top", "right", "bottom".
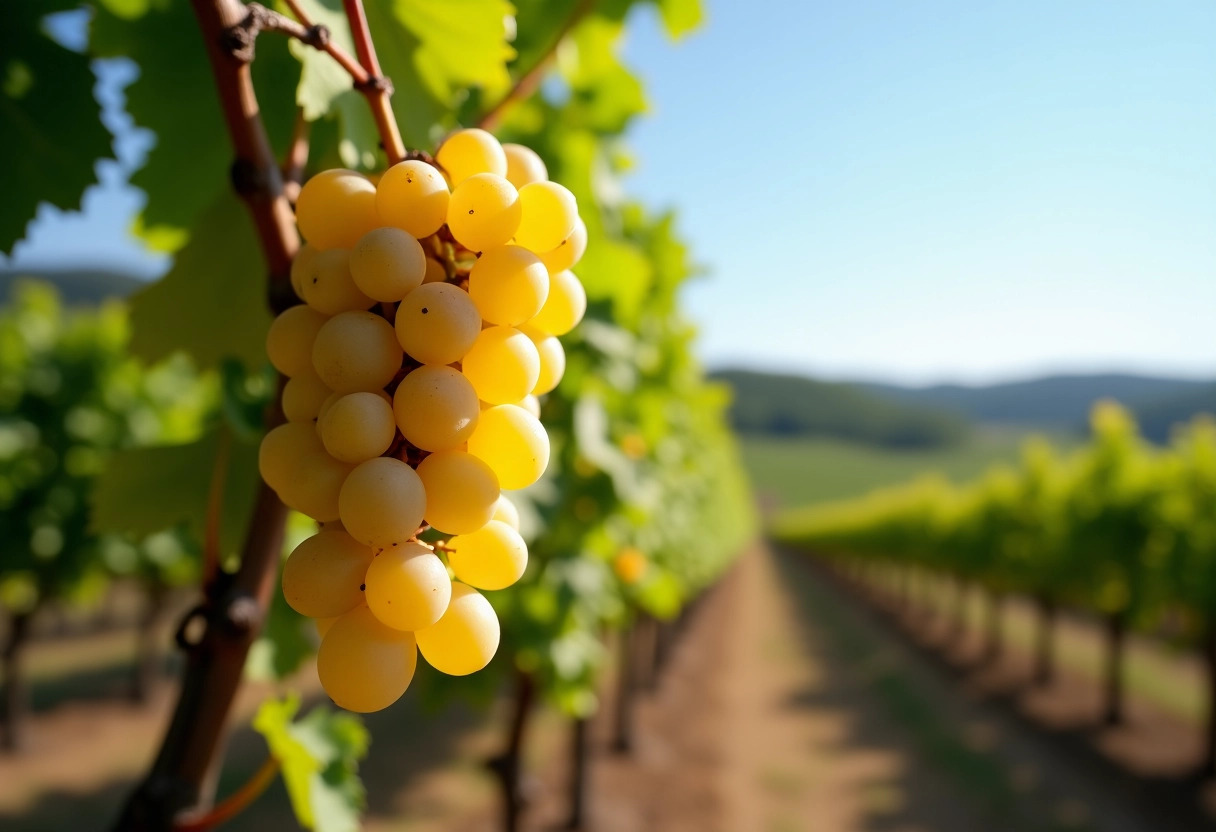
{"left": 771, "top": 543, "right": 1216, "bottom": 832}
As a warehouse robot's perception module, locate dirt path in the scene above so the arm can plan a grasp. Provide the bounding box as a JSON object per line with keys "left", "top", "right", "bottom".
{"left": 519, "top": 544, "right": 1207, "bottom": 832}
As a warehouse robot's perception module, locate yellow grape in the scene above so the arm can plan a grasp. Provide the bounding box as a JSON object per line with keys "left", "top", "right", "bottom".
{"left": 523, "top": 326, "right": 565, "bottom": 395}
{"left": 376, "top": 160, "right": 450, "bottom": 238}
{"left": 317, "top": 389, "right": 390, "bottom": 431}
{"left": 538, "top": 218, "right": 588, "bottom": 274}
{"left": 300, "top": 249, "right": 375, "bottom": 315}
{"left": 422, "top": 257, "right": 447, "bottom": 283}
{"left": 502, "top": 143, "right": 548, "bottom": 188}
{"left": 491, "top": 495, "right": 520, "bottom": 530}
{"left": 319, "top": 391, "right": 396, "bottom": 463}
{"left": 461, "top": 326, "right": 539, "bottom": 405}
{"left": 258, "top": 422, "right": 324, "bottom": 493}
{"left": 519, "top": 395, "right": 541, "bottom": 419}
{"left": 365, "top": 542, "right": 452, "bottom": 631}
{"left": 394, "top": 282, "right": 481, "bottom": 365}
{"left": 316, "top": 390, "right": 341, "bottom": 426}
{"left": 278, "top": 451, "right": 354, "bottom": 522}
{"left": 467, "top": 404, "right": 550, "bottom": 490}
{"left": 514, "top": 182, "right": 578, "bottom": 254}
{"left": 290, "top": 243, "right": 320, "bottom": 298}
{"left": 296, "top": 169, "right": 380, "bottom": 251}
{"left": 312, "top": 311, "right": 403, "bottom": 394}
{"left": 266, "top": 305, "right": 328, "bottom": 378}
{"left": 339, "top": 457, "right": 426, "bottom": 548}
{"left": 392, "top": 365, "right": 479, "bottom": 451}
{"left": 282, "top": 372, "right": 331, "bottom": 422}
{"left": 282, "top": 530, "right": 374, "bottom": 618}
{"left": 528, "top": 270, "right": 586, "bottom": 336}
{"left": 467, "top": 245, "right": 549, "bottom": 327}
{"left": 447, "top": 520, "right": 528, "bottom": 591}
{"left": 447, "top": 173, "right": 521, "bottom": 252}
{"left": 435, "top": 128, "right": 507, "bottom": 185}
{"left": 614, "top": 547, "right": 647, "bottom": 585}
{"left": 350, "top": 227, "right": 426, "bottom": 302}
{"left": 415, "top": 583, "right": 499, "bottom": 676}
{"left": 416, "top": 450, "right": 499, "bottom": 534}
{"left": 318, "top": 605, "right": 417, "bottom": 712}
{"left": 315, "top": 615, "right": 339, "bottom": 638}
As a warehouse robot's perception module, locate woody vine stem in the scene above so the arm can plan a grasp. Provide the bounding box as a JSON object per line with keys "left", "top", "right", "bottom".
{"left": 111, "top": 1, "right": 400, "bottom": 830}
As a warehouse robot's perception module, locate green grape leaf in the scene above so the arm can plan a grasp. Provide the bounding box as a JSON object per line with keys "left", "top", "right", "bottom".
{"left": 580, "top": 236, "right": 652, "bottom": 325}
{"left": 0, "top": 5, "right": 113, "bottom": 253}
{"left": 286, "top": 0, "right": 515, "bottom": 153}
{"left": 331, "top": 89, "right": 383, "bottom": 170}
{"left": 288, "top": 0, "right": 357, "bottom": 122}
{"left": 364, "top": 0, "right": 515, "bottom": 147}
{"left": 653, "top": 0, "right": 702, "bottom": 40}
{"left": 253, "top": 695, "right": 369, "bottom": 832}
{"left": 573, "top": 394, "right": 653, "bottom": 502}
{"left": 127, "top": 191, "right": 271, "bottom": 370}
{"left": 558, "top": 15, "right": 646, "bottom": 133}
{"left": 219, "top": 360, "right": 277, "bottom": 442}
{"left": 91, "top": 1, "right": 299, "bottom": 243}
{"left": 507, "top": 0, "right": 577, "bottom": 67}
{"left": 634, "top": 568, "right": 683, "bottom": 619}
{"left": 90, "top": 427, "right": 261, "bottom": 563}
{"left": 394, "top": 0, "right": 515, "bottom": 100}
{"left": 358, "top": 2, "right": 442, "bottom": 148}
{"left": 91, "top": 0, "right": 225, "bottom": 242}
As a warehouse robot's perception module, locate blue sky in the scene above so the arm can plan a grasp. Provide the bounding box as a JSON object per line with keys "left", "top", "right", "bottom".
{"left": 7, "top": 1, "right": 1215, "bottom": 385}
{"left": 620, "top": 0, "right": 1216, "bottom": 383}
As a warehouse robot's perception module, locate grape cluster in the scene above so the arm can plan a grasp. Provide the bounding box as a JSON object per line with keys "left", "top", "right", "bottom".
{"left": 259, "top": 129, "right": 588, "bottom": 713}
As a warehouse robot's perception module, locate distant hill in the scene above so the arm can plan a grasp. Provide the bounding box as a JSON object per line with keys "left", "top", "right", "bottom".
{"left": 0, "top": 267, "right": 145, "bottom": 306}
{"left": 862, "top": 374, "right": 1210, "bottom": 434}
{"left": 712, "top": 369, "right": 969, "bottom": 449}
{"left": 714, "top": 369, "right": 1216, "bottom": 448}
{"left": 1135, "top": 383, "right": 1216, "bottom": 442}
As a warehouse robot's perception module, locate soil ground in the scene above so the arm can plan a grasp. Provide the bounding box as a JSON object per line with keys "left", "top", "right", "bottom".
{"left": 511, "top": 544, "right": 1214, "bottom": 832}
{"left": 4, "top": 545, "right": 1216, "bottom": 831}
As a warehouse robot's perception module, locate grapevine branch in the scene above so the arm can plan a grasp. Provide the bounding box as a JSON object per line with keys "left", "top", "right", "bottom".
{"left": 280, "top": 0, "right": 371, "bottom": 85}
{"left": 478, "top": 0, "right": 598, "bottom": 132}
{"left": 222, "top": 2, "right": 328, "bottom": 60}
{"left": 112, "top": 0, "right": 294, "bottom": 827}
{"left": 278, "top": 0, "right": 407, "bottom": 165}
{"left": 341, "top": 0, "right": 407, "bottom": 164}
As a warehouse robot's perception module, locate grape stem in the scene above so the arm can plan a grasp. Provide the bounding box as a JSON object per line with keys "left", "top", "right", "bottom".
{"left": 277, "top": 0, "right": 407, "bottom": 165}
{"left": 340, "top": 0, "right": 407, "bottom": 165}
{"left": 278, "top": 0, "right": 372, "bottom": 86}
{"left": 172, "top": 756, "right": 281, "bottom": 832}
{"left": 281, "top": 106, "right": 310, "bottom": 205}
{"left": 477, "top": 0, "right": 599, "bottom": 132}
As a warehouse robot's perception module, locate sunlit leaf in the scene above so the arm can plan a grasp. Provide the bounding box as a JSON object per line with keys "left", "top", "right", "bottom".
{"left": 253, "top": 695, "right": 369, "bottom": 832}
